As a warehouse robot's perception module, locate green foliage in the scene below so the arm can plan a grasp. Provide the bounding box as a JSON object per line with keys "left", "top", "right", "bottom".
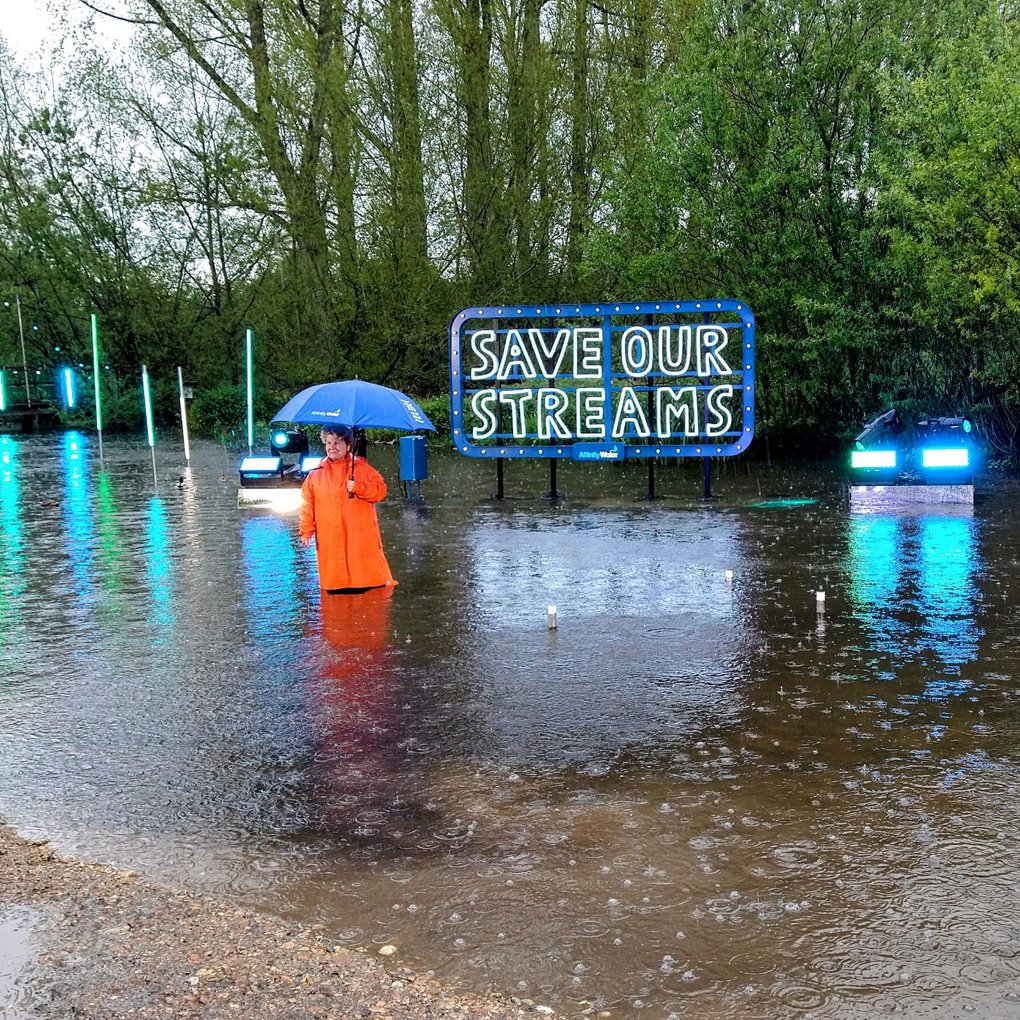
{"left": 6, "top": 0, "right": 1020, "bottom": 462}
{"left": 189, "top": 384, "right": 277, "bottom": 436}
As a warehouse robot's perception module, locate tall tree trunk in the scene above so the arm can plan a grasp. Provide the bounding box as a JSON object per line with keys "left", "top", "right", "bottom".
{"left": 459, "top": 0, "right": 503, "bottom": 297}
{"left": 506, "top": 0, "right": 541, "bottom": 294}
{"left": 384, "top": 0, "right": 428, "bottom": 272}
{"left": 566, "top": 0, "right": 591, "bottom": 284}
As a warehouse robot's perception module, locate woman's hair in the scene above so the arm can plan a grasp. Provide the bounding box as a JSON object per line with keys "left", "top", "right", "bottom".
{"left": 320, "top": 424, "right": 354, "bottom": 444}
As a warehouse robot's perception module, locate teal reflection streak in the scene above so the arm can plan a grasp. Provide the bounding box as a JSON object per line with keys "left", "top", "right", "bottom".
{"left": 145, "top": 497, "right": 177, "bottom": 644}
{"left": 241, "top": 516, "right": 299, "bottom": 645}
{"left": 917, "top": 515, "right": 979, "bottom": 698}
{"left": 847, "top": 516, "right": 905, "bottom": 646}
{"left": 0, "top": 435, "right": 25, "bottom": 649}
{"left": 61, "top": 431, "right": 96, "bottom": 602}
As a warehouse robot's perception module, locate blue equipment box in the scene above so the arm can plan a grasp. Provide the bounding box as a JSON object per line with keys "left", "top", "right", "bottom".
{"left": 399, "top": 435, "right": 428, "bottom": 481}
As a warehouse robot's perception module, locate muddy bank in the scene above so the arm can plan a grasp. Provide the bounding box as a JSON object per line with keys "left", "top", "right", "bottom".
{"left": 0, "top": 824, "right": 563, "bottom": 1019}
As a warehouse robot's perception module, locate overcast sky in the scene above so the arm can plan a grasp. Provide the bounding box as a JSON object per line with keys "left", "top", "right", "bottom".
{"left": 3, "top": 0, "right": 132, "bottom": 61}
{"left": 3, "top": 0, "right": 51, "bottom": 58}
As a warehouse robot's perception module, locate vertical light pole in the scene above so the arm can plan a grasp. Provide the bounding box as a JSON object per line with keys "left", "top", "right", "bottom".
{"left": 177, "top": 366, "right": 191, "bottom": 465}
{"left": 0, "top": 369, "right": 6, "bottom": 411}
{"left": 245, "top": 328, "right": 254, "bottom": 455}
{"left": 2, "top": 296, "right": 30, "bottom": 406}
{"left": 91, "top": 314, "right": 103, "bottom": 461}
{"left": 62, "top": 368, "right": 75, "bottom": 408}
{"left": 142, "top": 364, "right": 157, "bottom": 488}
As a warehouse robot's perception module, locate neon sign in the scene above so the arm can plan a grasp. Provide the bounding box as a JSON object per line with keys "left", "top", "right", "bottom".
{"left": 449, "top": 301, "right": 755, "bottom": 458}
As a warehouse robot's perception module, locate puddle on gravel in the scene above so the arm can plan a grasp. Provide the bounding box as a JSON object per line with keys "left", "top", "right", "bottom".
{"left": 0, "top": 905, "right": 40, "bottom": 1018}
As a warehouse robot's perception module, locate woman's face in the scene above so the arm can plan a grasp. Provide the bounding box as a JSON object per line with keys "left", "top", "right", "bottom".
{"left": 323, "top": 433, "right": 351, "bottom": 461}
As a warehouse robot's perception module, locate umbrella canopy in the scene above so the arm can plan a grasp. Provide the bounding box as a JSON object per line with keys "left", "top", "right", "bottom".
{"left": 272, "top": 380, "right": 435, "bottom": 431}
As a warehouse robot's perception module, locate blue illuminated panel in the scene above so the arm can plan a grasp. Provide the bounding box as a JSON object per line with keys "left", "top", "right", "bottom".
{"left": 239, "top": 456, "right": 282, "bottom": 473}
{"left": 851, "top": 450, "right": 897, "bottom": 469}
{"left": 448, "top": 300, "right": 755, "bottom": 459}
{"left": 922, "top": 448, "right": 968, "bottom": 468}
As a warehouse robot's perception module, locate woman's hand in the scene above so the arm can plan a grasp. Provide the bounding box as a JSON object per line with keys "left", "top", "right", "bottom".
{"left": 347, "top": 479, "right": 356, "bottom": 493}
{"left": 301, "top": 534, "right": 314, "bottom": 548}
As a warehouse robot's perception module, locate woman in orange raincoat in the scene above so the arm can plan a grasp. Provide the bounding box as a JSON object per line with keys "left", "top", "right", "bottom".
{"left": 299, "top": 425, "right": 396, "bottom": 593}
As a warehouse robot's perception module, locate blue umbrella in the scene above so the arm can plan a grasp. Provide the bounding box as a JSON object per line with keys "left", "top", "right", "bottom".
{"left": 272, "top": 379, "right": 435, "bottom": 431}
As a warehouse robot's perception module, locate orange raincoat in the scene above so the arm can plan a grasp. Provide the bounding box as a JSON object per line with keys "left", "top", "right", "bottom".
{"left": 299, "top": 455, "right": 396, "bottom": 591}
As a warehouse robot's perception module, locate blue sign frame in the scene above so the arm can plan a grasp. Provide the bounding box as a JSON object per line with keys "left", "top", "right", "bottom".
{"left": 449, "top": 300, "right": 755, "bottom": 458}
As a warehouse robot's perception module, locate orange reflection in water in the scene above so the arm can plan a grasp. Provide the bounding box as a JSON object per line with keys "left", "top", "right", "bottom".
{"left": 304, "top": 588, "right": 416, "bottom": 842}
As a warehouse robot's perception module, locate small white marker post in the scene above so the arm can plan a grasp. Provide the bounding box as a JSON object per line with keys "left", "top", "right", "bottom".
{"left": 725, "top": 569, "right": 734, "bottom": 583}
{"left": 816, "top": 591, "right": 826, "bottom": 611}
{"left": 548, "top": 605, "right": 557, "bottom": 630}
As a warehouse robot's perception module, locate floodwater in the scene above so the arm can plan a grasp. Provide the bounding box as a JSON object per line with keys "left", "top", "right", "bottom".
{"left": 2, "top": 431, "right": 1020, "bottom": 1018}
{"left": 0, "top": 906, "right": 40, "bottom": 1018}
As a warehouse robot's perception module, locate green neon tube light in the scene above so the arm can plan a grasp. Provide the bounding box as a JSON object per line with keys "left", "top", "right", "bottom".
{"left": 91, "top": 314, "right": 102, "bottom": 432}
{"left": 141, "top": 365, "right": 155, "bottom": 447}
{"left": 245, "top": 328, "right": 254, "bottom": 452}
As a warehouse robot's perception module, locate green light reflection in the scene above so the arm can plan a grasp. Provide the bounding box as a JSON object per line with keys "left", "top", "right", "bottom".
{"left": 145, "top": 497, "right": 177, "bottom": 644}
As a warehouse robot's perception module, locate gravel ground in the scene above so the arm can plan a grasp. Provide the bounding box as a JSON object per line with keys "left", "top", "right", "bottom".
{"left": 0, "top": 823, "right": 564, "bottom": 1020}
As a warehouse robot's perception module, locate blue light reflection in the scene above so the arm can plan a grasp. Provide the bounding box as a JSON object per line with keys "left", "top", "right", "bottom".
{"left": 241, "top": 516, "right": 300, "bottom": 649}
{"left": 61, "top": 431, "right": 97, "bottom": 605}
{"left": 144, "top": 497, "right": 177, "bottom": 644}
{"left": 847, "top": 511, "right": 980, "bottom": 698}
{"left": 917, "top": 514, "right": 979, "bottom": 699}
{"left": 0, "top": 435, "right": 25, "bottom": 650}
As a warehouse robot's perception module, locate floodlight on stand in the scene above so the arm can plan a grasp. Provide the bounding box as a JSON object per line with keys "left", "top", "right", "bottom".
{"left": 270, "top": 428, "right": 309, "bottom": 457}
{"left": 300, "top": 455, "right": 322, "bottom": 472}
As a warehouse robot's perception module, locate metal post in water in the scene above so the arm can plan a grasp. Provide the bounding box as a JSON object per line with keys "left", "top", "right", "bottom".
{"left": 703, "top": 456, "right": 712, "bottom": 500}
{"left": 547, "top": 458, "right": 558, "bottom": 500}
{"left": 91, "top": 314, "right": 103, "bottom": 462}
{"left": 495, "top": 456, "right": 504, "bottom": 500}
{"left": 245, "top": 328, "right": 254, "bottom": 456}
{"left": 177, "top": 366, "right": 191, "bottom": 465}
{"left": 142, "top": 364, "right": 157, "bottom": 488}
{"left": 646, "top": 311, "right": 655, "bottom": 500}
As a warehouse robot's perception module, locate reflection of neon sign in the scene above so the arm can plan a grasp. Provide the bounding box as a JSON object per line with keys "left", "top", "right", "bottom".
{"left": 449, "top": 301, "right": 755, "bottom": 458}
